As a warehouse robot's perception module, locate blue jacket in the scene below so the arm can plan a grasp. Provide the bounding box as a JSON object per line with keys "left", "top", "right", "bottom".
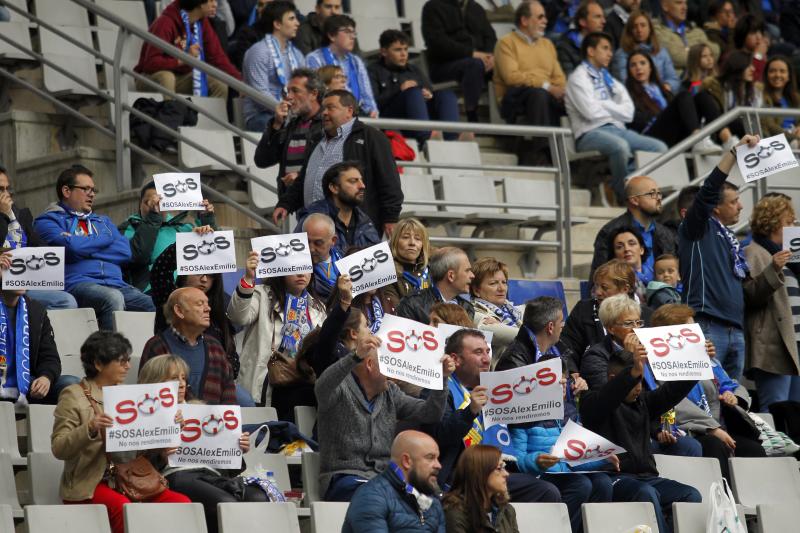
{"left": 510, "top": 401, "right": 611, "bottom": 474}
{"left": 342, "top": 467, "right": 446, "bottom": 533}
{"left": 34, "top": 203, "right": 132, "bottom": 290}
{"left": 611, "top": 44, "right": 681, "bottom": 94}
{"left": 295, "top": 197, "right": 381, "bottom": 255}
{"left": 678, "top": 167, "right": 745, "bottom": 329}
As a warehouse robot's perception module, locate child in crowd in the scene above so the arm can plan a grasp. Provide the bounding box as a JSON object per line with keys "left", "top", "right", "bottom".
{"left": 646, "top": 254, "right": 682, "bottom": 308}
{"left": 318, "top": 64, "right": 348, "bottom": 91}
{"left": 683, "top": 43, "right": 717, "bottom": 95}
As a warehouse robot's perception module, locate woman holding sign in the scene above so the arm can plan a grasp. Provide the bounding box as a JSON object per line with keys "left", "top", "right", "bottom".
{"left": 442, "top": 445, "right": 520, "bottom": 533}
{"left": 51, "top": 332, "right": 190, "bottom": 533}
{"left": 227, "top": 250, "right": 327, "bottom": 416}
{"left": 138, "top": 354, "right": 265, "bottom": 533}
{"left": 744, "top": 195, "right": 799, "bottom": 411}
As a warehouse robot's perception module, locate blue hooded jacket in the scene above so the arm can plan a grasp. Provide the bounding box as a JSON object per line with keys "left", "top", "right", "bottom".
{"left": 34, "top": 203, "right": 132, "bottom": 290}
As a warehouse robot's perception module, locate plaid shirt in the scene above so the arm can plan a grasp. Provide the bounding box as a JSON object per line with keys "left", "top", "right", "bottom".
{"left": 302, "top": 117, "right": 356, "bottom": 206}
{"left": 141, "top": 330, "right": 237, "bottom": 405}
{"left": 242, "top": 35, "right": 306, "bottom": 123}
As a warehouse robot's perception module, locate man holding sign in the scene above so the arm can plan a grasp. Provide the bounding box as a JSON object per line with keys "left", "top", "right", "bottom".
{"left": 679, "top": 134, "right": 791, "bottom": 381}
{"left": 580, "top": 340, "right": 701, "bottom": 533}
{"left": 425, "top": 329, "right": 563, "bottom": 507}
{"left": 120, "top": 180, "right": 215, "bottom": 294}
{"left": 315, "top": 327, "right": 453, "bottom": 502}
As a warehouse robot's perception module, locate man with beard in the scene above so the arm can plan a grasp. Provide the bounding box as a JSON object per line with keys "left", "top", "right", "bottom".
{"left": 315, "top": 332, "right": 453, "bottom": 502}
{"left": 589, "top": 176, "right": 677, "bottom": 282}
{"left": 341, "top": 430, "right": 446, "bottom": 533}
{"left": 253, "top": 68, "right": 324, "bottom": 200}
{"left": 274, "top": 90, "right": 403, "bottom": 237}
{"left": 295, "top": 161, "right": 380, "bottom": 252}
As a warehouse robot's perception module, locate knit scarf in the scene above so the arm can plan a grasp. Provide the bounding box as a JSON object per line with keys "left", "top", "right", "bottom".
{"left": 0, "top": 297, "right": 30, "bottom": 401}
{"left": 3, "top": 212, "right": 26, "bottom": 250}
{"left": 584, "top": 61, "right": 616, "bottom": 98}
{"left": 402, "top": 264, "right": 430, "bottom": 293}
{"left": 313, "top": 247, "right": 341, "bottom": 293}
{"left": 644, "top": 82, "right": 668, "bottom": 110}
{"left": 365, "top": 295, "right": 384, "bottom": 334}
{"left": 280, "top": 291, "right": 313, "bottom": 357}
{"left": 180, "top": 9, "right": 208, "bottom": 97}
{"left": 710, "top": 216, "right": 749, "bottom": 280}
{"left": 389, "top": 461, "right": 434, "bottom": 511}
{"left": 265, "top": 34, "right": 300, "bottom": 88}
{"left": 474, "top": 298, "right": 521, "bottom": 326}
{"left": 321, "top": 46, "right": 361, "bottom": 103}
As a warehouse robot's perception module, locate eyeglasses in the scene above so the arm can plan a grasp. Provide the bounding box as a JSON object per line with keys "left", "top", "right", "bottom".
{"left": 628, "top": 190, "right": 662, "bottom": 200}
{"left": 70, "top": 185, "right": 99, "bottom": 195}
{"left": 337, "top": 28, "right": 357, "bottom": 36}
{"left": 618, "top": 319, "right": 645, "bottom": 328}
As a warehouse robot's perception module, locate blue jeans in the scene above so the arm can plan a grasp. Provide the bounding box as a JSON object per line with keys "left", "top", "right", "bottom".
{"left": 245, "top": 111, "right": 271, "bottom": 133}
{"left": 0, "top": 7, "right": 9, "bottom": 22}
{"left": 235, "top": 384, "right": 256, "bottom": 407}
{"left": 650, "top": 434, "right": 703, "bottom": 457}
{"left": 611, "top": 475, "right": 701, "bottom": 533}
{"left": 26, "top": 290, "right": 78, "bottom": 310}
{"left": 543, "top": 473, "right": 613, "bottom": 533}
{"left": 752, "top": 369, "right": 800, "bottom": 411}
{"left": 576, "top": 124, "right": 668, "bottom": 201}
{"left": 380, "top": 86, "right": 460, "bottom": 144}
{"left": 31, "top": 374, "right": 81, "bottom": 404}
{"left": 696, "top": 317, "right": 746, "bottom": 382}
{"left": 324, "top": 474, "right": 369, "bottom": 502}
{"left": 69, "top": 282, "right": 155, "bottom": 331}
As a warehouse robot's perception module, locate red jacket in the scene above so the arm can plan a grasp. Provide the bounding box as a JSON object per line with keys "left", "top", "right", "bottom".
{"left": 134, "top": 0, "right": 241, "bottom": 80}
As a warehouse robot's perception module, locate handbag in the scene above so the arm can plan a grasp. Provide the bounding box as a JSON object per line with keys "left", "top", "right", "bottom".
{"left": 81, "top": 380, "right": 168, "bottom": 501}
{"left": 267, "top": 349, "right": 305, "bottom": 387}
{"left": 706, "top": 479, "right": 746, "bottom": 533}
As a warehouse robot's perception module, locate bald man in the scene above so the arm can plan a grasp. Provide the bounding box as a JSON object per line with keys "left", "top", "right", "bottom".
{"left": 342, "top": 430, "right": 446, "bottom": 533}
{"left": 140, "top": 287, "right": 237, "bottom": 404}
{"left": 303, "top": 212, "right": 340, "bottom": 299}
{"left": 590, "top": 175, "right": 678, "bottom": 280}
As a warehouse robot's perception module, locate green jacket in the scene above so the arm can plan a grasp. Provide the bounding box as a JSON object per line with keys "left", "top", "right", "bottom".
{"left": 119, "top": 210, "right": 216, "bottom": 292}
{"left": 444, "top": 502, "right": 519, "bottom": 533}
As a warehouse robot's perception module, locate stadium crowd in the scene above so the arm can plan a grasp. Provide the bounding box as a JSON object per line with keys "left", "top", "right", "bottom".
{"left": 2, "top": 0, "right": 800, "bottom": 532}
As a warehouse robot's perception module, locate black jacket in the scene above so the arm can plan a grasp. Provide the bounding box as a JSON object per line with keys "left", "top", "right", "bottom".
{"left": 22, "top": 296, "right": 61, "bottom": 393}
{"left": 368, "top": 59, "right": 433, "bottom": 112}
{"left": 295, "top": 197, "right": 381, "bottom": 253}
{"left": 589, "top": 210, "right": 679, "bottom": 280}
{"left": 395, "top": 287, "right": 475, "bottom": 325}
{"left": 423, "top": 390, "right": 479, "bottom": 487}
{"left": 495, "top": 328, "right": 580, "bottom": 375}
{"left": 277, "top": 118, "right": 404, "bottom": 230}
{"left": 605, "top": 11, "right": 626, "bottom": 48}
{"left": 562, "top": 299, "right": 654, "bottom": 374}
{"left": 295, "top": 12, "right": 324, "bottom": 56}
{"left": 421, "top": 0, "right": 497, "bottom": 65}
{"left": 580, "top": 366, "right": 697, "bottom": 476}
{"left": 580, "top": 334, "right": 623, "bottom": 391}
{"left": 555, "top": 32, "right": 582, "bottom": 76}
{"left": 253, "top": 110, "right": 325, "bottom": 197}
{"left": 0, "top": 205, "right": 44, "bottom": 248}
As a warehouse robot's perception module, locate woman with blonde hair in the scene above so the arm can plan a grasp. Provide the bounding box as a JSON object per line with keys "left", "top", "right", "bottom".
{"left": 443, "top": 445, "right": 518, "bottom": 533}
{"left": 469, "top": 257, "right": 522, "bottom": 355}
{"left": 384, "top": 217, "right": 431, "bottom": 301}
{"left": 138, "top": 354, "right": 263, "bottom": 533}
{"left": 744, "top": 194, "right": 797, "bottom": 410}
{"left": 318, "top": 64, "right": 348, "bottom": 91}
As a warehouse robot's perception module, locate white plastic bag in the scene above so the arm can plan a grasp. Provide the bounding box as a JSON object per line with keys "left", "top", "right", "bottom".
{"left": 706, "top": 479, "right": 746, "bottom": 533}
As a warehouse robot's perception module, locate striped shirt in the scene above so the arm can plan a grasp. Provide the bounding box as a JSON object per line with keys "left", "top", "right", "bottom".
{"left": 784, "top": 268, "right": 800, "bottom": 345}
{"left": 285, "top": 118, "right": 313, "bottom": 174}
{"left": 303, "top": 117, "right": 356, "bottom": 206}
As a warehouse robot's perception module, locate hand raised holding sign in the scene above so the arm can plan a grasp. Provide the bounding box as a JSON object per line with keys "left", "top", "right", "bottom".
{"left": 705, "top": 340, "right": 716, "bottom": 359}
{"left": 0, "top": 251, "right": 11, "bottom": 270}
{"left": 356, "top": 334, "right": 381, "bottom": 360}
{"left": 536, "top": 453, "right": 561, "bottom": 470}
{"left": 337, "top": 274, "right": 353, "bottom": 310}
{"left": 88, "top": 412, "right": 114, "bottom": 439}
{"left": 244, "top": 250, "right": 258, "bottom": 285}
{"left": 441, "top": 354, "right": 456, "bottom": 378}
{"left": 469, "top": 385, "right": 488, "bottom": 415}
{"left": 193, "top": 225, "right": 214, "bottom": 236}
{"left": 627, "top": 333, "right": 647, "bottom": 379}
{"left": 772, "top": 250, "right": 792, "bottom": 272}
{"left": 239, "top": 432, "right": 250, "bottom": 453}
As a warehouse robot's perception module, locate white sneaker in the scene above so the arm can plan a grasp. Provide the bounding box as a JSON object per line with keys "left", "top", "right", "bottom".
{"left": 722, "top": 135, "right": 740, "bottom": 152}
{"left": 693, "top": 136, "right": 723, "bottom": 155}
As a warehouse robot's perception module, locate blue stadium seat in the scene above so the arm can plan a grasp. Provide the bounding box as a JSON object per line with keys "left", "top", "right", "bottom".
{"left": 579, "top": 280, "right": 591, "bottom": 300}
{"left": 507, "top": 279, "right": 567, "bottom": 318}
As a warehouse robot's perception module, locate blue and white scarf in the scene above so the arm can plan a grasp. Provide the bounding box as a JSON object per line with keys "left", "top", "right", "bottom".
{"left": 314, "top": 247, "right": 341, "bottom": 292}
{"left": 665, "top": 18, "right": 688, "bottom": 46}
{"left": 779, "top": 97, "right": 796, "bottom": 130}
{"left": 402, "top": 266, "right": 430, "bottom": 293}
{"left": 584, "top": 61, "right": 616, "bottom": 98}
{"left": 644, "top": 83, "right": 668, "bottom": 110}
{"left": 321, "top": 46, "right": 361, "bottom": 103}
{"left": 474, "top": 298, "right": 521, "bottom": 326}
{"left": 180, "top": 9, "right": 208, "bottom": 97}
{"left": 366, "top": 295, "right": 384, "bottom": 334}
{"left": 0, "top": 297, "right": 30, "bottom": 401}
{"left": 60, "top": 203, "right": 96, "bottom": 236}
{"left": 448, "top": 375, "right": 516, "bottom": 457}
{"left": 280, "top": 292, "right": 313, "bottom": 357}
{"left": 265, "top": 35, "right": 300, "bottom": 89}
{"left": 389, "top": 461, "right": 434, "bottom": 511}
{"left": 711, "top": 216, "right": 749, "bottom": 280}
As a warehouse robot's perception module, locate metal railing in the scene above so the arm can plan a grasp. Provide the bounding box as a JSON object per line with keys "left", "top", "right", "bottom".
{"left": 0, "top": 0, "right": 580, "bottom": 277}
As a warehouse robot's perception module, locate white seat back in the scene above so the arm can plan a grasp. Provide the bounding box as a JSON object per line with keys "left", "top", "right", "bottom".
{"left": 0, "top": 504, "right": 13, "bottom": 532}
{"left": 730, "top": 457, "right": 800, "bottom": 509}
{"left": 757, "top": 503, "right": 800, "bottom": 533}
{"left": 35, "top": 0, "right": 89, "bottom": 27}
{"left": 95, "top": 0, "right": 149, "bottom": 30}
{"left": 26, "top": 404, "right": 56, "bottom": 454}
{"left": 503, "top": 178, "right": 557, "bottom": 217}
{"left": 218, "top": 502, "right": 300, "bottom": 533}
{"left": 0, "top": 453, "right": 21, "bottom": 515}
{"left": 673, "top": 502, "right": 746, "bottom": 533}
{"left": 426, "top": 140, "right": 483, "bottom": 176}
{"left": 400, "top": 174, "right": 437, "bottom": 204}
{"left": 48, "top": 308, "right": 99, "bottom": 357}
{"left": 25, "top": 504, "right": 111, "bottom": 533}
{"left": 441, "top": 175, "right": 501, "bottom": 213}
{"left": 581, "top": 502, "right": 660, "bottom": 533}
{"left": 241, "top": 406, "right": 278, "bottom": 425}
{"left": 302, "top": 451, "right": 321, "bottom": 505}
{"left": 240, "top": 136, "right": 280, "bottom": 210}
{"left": 310, "top": 502, "right": 349, "bottom": 533}
{"left": 654, "top": 455, "right": 723, "bottom": 502}
{"left": 0, "top": 20, "right": 34, "bottom": 63}
{"left": 124, "top": 503, "right": 207, "bottom": 533}
{"left": 511, "top": 503, "right": 571, "bottom": 533}
{"left": 28, "top": 452, "right": 64, "bottom": 505}
{"left": 178, "top": 128, "right": 236, "bottom": 170}
{"left": 634, "top": 151, "right": 690, "bottom": 193}
{"left": 294, "top": 405, "right": 317, "bottom": 437}
{"left": 96, "top": 29, "right": 144, "bottom": 92}
{"left": 112, "top": 311, "right": 155, "bottom": 359}
{"left": 192, "top": 97, "right": 228, "bottom": 130}
{"left": 39, "top": 26, "right": 98, "bottom": 95}
{"left": 0, "top": 403, "right": 22, "bottom": 462}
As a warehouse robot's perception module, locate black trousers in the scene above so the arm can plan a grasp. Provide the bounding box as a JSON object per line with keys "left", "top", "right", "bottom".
{"left": 693, "top": 91, "right": 746, "bottom": 141}
{"left": 166, "top": 470, "right": 268, "bottom": 533}
{"left": 429, "top": 56, "right": 488, "bottom": 116}
{"left": 694, "top": 431, "right": 766, "bottom": 481}
{"left": 646, "top": 91, "right": 700, "bottom": 147}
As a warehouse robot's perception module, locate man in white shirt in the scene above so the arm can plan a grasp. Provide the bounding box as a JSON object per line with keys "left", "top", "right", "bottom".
{"left": 565, "top": 32, "right": 667, "bottom": 204}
